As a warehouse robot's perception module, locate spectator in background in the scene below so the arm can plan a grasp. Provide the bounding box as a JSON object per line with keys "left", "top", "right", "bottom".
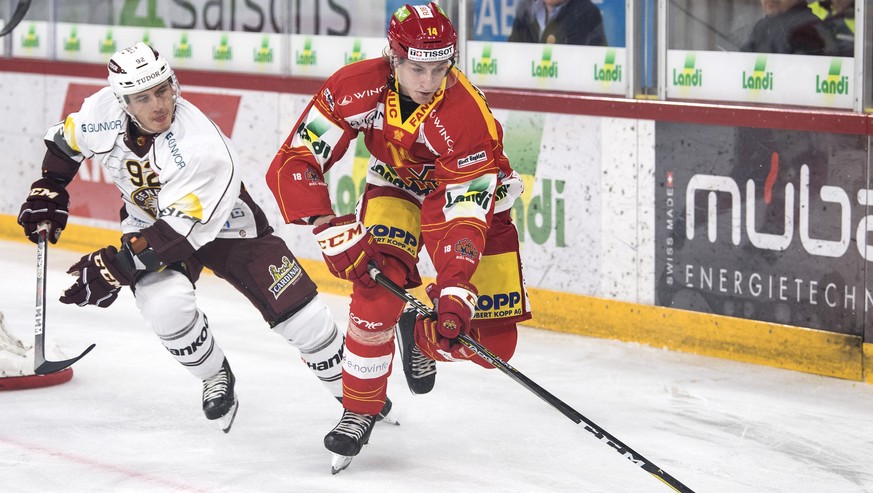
{"left": 741, "top": 0, "right": 825, "bottom": 55}
{"left": 809, "top": 0, "right": 854, "bottom": 57}
{"left": 508, "top": 0, "right": 607, "bottom": 46}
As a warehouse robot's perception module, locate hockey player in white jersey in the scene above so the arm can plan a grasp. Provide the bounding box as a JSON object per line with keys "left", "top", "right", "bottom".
{"left": 16, "top": 42, "right": 393, "bottom": 432}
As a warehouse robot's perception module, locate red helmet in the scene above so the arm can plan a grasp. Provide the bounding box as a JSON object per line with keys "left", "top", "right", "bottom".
{"left": 387, "top": 2, "right": 457, "bottom": 63}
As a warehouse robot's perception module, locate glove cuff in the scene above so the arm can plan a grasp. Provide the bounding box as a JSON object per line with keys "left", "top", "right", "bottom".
{"left": 440, "top": 284, "right": 478, "bottom": 314}
{"left": 313, "top": 215, "right": 368, "bottom": 255}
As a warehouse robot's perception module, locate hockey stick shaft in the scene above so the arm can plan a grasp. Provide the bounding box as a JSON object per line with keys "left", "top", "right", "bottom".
{"left": 367, "top": 261, "right": 695, "bottom": 493}
{"left": 34, "top": 224, "right": 95, "bottom": 374}
{"left": 0, "top": 0, "right": 32, "bottom": 37}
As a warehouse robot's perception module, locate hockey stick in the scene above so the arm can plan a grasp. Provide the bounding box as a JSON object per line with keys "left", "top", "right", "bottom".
{"left": 367, "top": 261, "right": 695, "bottom": 493}
{"left": 34, "top": 223, "right": 96, "bottom": 374}
{"left": 0, "top": 0, "right": 32, "bottom": 37}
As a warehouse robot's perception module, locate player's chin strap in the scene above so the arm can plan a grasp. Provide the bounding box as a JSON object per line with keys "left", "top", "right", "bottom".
{"left": 366, "top": 260, "right": 697, "bottom": 493}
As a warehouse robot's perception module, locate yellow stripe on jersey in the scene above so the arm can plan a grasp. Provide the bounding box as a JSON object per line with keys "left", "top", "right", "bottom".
{"left": 454, "top": 71, "right": 498, "bottom": 141}
{"left": 63, "top": 116, "right": 80, "bottom": 152}
{"left": 169, "top": 193, "right": 204, "bottom": 220}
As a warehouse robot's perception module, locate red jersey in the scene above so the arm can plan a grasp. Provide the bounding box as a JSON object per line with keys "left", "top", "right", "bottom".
{"left": 267, "top": 57, "right": 523, "bottom": 287}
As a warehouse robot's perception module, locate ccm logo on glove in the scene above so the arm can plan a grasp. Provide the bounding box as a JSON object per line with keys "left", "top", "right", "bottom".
{"left": 313, "top": 214, "right": 382, "bottom": 288}
{"left": 316, "top": 221, "right": 366, "bottom": 252}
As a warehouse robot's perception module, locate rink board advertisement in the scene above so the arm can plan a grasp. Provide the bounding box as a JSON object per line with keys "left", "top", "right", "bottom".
{"left": 3, "top": 65, "right": 870, "bottom": 381}
{"left": 0, "top": 71, "right": 628, "bottom": 302}
{"left": 655, "top": 122, "right": 870, "bottom": 336}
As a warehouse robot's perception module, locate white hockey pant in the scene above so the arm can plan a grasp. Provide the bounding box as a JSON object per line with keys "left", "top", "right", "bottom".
{"left": 272, "top": 295, "right": 343, "bottom": 399}
{"left": 134, "top": 269, "right": 224, "bottom": 380}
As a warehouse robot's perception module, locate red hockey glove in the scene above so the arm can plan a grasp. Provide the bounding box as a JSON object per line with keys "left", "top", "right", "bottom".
{"left": 416, "top": 282, "right": 478, "bottom": 353}
{"left": 18, "top": 177, "right": 70, "bottom": 244}
{"left": 60, "top": 246, "right": 136, "bottom": 308}
{"left": 313, "top": 214, "right": 381, "bottom": 288}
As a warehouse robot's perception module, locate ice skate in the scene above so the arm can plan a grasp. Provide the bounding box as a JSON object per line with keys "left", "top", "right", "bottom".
{"left": 338, "top": 395, "right": 399, "bottom": 426}
{"left": 202, "top": 358, "right": 238, "bottom": 433}
{"left": 396, "top": 308, "right": 436, "bottom": 394}
{"left": 324, "top": 409, "right": 377, "bottom": 474}
{"left": 375, "top": 396, "right": 399, "bottom": 425}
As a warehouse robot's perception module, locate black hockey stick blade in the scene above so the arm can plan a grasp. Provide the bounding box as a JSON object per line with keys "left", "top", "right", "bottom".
{"left": 0, "top": 0, "right": 33, "bottom": 37}
{"left": 33, "top": 224, "right": 96, "bottom": 375}
{"left": 35, "top": 344, "right": 96, "bottom": 375}
{"left": 367, "top": 261, "right": 696, "bottom": 493}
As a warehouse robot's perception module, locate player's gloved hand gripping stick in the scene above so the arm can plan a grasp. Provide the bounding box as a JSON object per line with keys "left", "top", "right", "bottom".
{"left": 367, "top": 261, "right": 696, "bottom": 493}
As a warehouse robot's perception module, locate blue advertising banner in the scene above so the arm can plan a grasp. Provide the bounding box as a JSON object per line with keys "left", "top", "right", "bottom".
{"left": 472, "top": 0, "right": 625, "bottom": 46}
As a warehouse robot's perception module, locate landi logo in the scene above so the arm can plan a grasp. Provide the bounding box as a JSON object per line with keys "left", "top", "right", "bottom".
{"left": 672, "top": 52, "right": 702, "bottom": 87}
{"left": 344, "top": 39, "right": 365, "bottom": 65}
{"left": 296, "top": 38, "right": 317, "bottom": 66}
{"left": 64, "top": 27, "right": 81, "bottom": 52}
{"left": 816, "top": 58, "right": 849, "bottom": 95}
{"left": 594, "top": 49, "right": 621, "bottom": 83}
{"left": 213, "top": 34, "right": 232, "bottom": 61}
{"left": 471, "top": 44, "right": 497, "bottom": 75}
{"left": 174, "top": 33, "right": 192, "bottom": 59}
{"left": 99, "top": 30, "right": 116, "bottom": 54}
{"left": 742, "top": 55, "right": 773, "bottom": 91}
{"left": 531, "top": 45, "right": 558, "bottom": 78}
{"left": 21, "top": 24, "right": 39, "bottom": 49}
{"left": 254, "top": 36, "right": 273, "bottom": 63}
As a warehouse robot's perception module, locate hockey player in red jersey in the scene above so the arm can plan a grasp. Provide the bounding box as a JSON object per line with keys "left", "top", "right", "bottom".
{"left": 267, "top": 2, "right": 531, "bottom": 472}
{"left": 17, "top": 42, "right": 393, "bottom": 433}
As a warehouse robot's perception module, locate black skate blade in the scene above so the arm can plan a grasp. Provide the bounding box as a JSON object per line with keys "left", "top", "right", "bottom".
{"left": 331, "top": 454, "right": 353, "bottom": 474}
{"left": 218, "top": 395, "right": 239, "bottom": 433}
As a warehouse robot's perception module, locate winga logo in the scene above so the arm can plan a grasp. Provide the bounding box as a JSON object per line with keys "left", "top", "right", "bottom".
{"left": 296, "top": 38, "right": 317, "bottom": 66}
{"left": 344, "top": 39, "right": 365, "bottom": 65}
{"left": 531, "top": 45, "right": 558, "bottom": 78}
{"left": 471, "top": 44, "right": 498, "bottom": 75}
{"left": 64, "top": 27, "right": 80, "bottom": 52}
{"left": 673, "top": 53, "right": 702, "bottom": 87}
{"left": 174, "top": 33, "right": 192, "bottom": 59}
{"left": 99, "top": 30, "right": 116, "bottom": 54}
{"left": 213, "top": 34, "right": 233, "bottom": 61}
{"left": 816, "top": 59, "right": 849, "bottom": 95}
{"left": 742, "top": 56, "right": 773, "bottom": 91}
{"left": 254, "top": 36, "right": 273, "bottom": 63}
{"left": 594, "top": 49, "right": 622, "bottom": 83}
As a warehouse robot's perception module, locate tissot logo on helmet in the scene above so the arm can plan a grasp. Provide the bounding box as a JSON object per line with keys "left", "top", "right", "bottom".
{"left": 407, "top": 46, "right": 454, "bottom": 62}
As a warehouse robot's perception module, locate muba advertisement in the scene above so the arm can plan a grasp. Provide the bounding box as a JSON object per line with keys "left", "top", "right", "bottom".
{"left": 655, "top": 122, "right": 870, "bottom": 337}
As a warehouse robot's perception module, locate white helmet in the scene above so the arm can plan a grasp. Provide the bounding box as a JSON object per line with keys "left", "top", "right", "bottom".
{"left": 107, "top": 42, "right": 179, "bottom": 112}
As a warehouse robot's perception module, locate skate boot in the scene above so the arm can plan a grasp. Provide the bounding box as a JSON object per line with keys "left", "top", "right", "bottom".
{"left": 396, "top": 307, "right": 436, "bottom": 394}
{"left": 202, "top": 358, "right": 238, "bottom": 433}
{"left": 376, "top": 396, "right": 399, "bottom": 425}
{"left": 324, "top": 409, "right": 377, "bottom": 474}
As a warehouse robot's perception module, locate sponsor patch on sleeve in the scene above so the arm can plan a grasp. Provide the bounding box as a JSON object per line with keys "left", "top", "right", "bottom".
{"left": 457, "top": 150, "right": 487, "bottom": 169}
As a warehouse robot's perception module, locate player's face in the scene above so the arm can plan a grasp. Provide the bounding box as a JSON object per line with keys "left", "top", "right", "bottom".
{"left": 126, "top": 81, "right": 175, "bottom": 134}
{"left": 395, "top": 59, "right": 450, "bottom": 105}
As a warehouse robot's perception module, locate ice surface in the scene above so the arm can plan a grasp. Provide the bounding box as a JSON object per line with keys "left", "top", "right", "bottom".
{"left": 0, "top": 239, "right": 871, "bottom": 493}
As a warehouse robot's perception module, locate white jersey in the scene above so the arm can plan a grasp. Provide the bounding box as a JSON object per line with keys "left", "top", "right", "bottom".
{"left": 46, "top": 87, "right": 256, "bottom": 250}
